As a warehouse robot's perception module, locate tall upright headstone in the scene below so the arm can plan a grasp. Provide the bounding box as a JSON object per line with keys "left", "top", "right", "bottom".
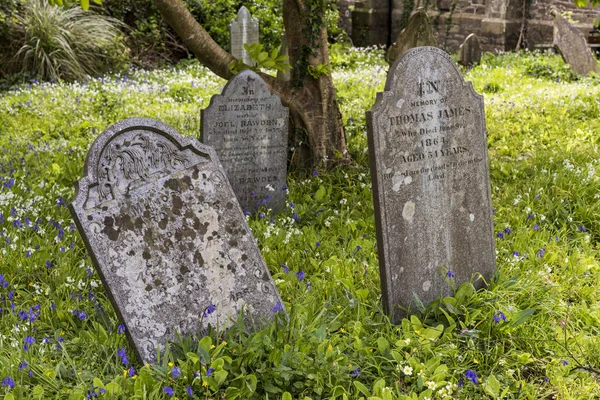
{"left": 230, "top": 6, "right": 259, "bottom": 67}
{"left": 551, "top": 10, "right": 600, "bottom": 76}
{"left": 367, "top": 47, "right": 495, "bottom": 323}
{"left": 386, "top": 8, "right": 436, "bottom": 64}
{"left": 277, "top": 32, "right": 291, "bottom": 82}
{"left": 70, "top": 118, "right": 284, "bottom": 364}
{"left": 458, "top": 34, "right": 482, "bottom": 67}
{"left": 201, "top": 70, "right": 288, "bottom": 213}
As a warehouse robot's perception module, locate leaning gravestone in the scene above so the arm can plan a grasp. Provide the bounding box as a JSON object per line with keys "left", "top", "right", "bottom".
{"left": 70, "top": 118, "right": 284, "bottom": 364}
{"left": 551, "top": 9, "right": 600, "bottom": 76}
{"left": 386, "top": 8, "right": 436, "bottom": 64}
{"left": 201, "top": 70, "right": 288, "bottom": 213}
{"left": 367, "top": 47, "right": 496, "bottom": 323}
{"left": 230, "top": 6, "right": 259, "bottom": 67}
{"left": 458, "top": 33, "right": 482, "bottom": 67}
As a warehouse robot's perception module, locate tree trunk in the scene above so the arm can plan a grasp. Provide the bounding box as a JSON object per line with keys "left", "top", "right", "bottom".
{"left": 153, "top": 0, "right": 347, "bottom": 169}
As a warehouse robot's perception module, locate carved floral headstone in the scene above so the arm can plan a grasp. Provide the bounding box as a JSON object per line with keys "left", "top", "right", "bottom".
{"left": 70, "top": 118, "right": 284, "bottom": 363}
{"left": 367, "top": 47, "right": 496, "bottom": 323}
{"left": 201, "top": 70, "right": 289, "bottom": 213}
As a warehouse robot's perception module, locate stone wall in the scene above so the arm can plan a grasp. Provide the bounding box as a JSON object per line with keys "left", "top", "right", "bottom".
{"left": 351, "top": 0, "right": 600, "bottom": 52}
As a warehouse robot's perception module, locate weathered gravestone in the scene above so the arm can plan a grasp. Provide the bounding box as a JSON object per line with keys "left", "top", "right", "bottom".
{"left": 277, "top": 33, "right": 291, "bottom": 82}
{"left": 201, "top": 70, "right": 289, "bottom": 213}
{"left": 70, "top": 118, "right": 284, "bottom": 363}
{"left": 386, "top": 8, "right": 436, "bottom": 64}
{"left": 458, "top": 34, "right": 482, "bottom": 67}
{"left": 551, "top": 9, "right": 600, "bottom": 76}
{"left": 367, "top": 47, "right": 496, "bottom": 323}
{"left": 230, "top": 6, "right": 259, "bottom": 67}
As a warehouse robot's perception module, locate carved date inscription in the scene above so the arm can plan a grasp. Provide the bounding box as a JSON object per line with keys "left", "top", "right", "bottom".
{"left": 201, "top": 70, "right": 288, "bottom": 213}
{"left": 70, "top": 119, "right": 284, "bottom": 364}
{"left": 367, "top": 47, "right": 496, "bottom": 323}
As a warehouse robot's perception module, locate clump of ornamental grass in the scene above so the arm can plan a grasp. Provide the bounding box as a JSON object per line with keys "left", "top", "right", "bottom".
{"left": 3, "top": 0, "right": 128, "bottom": 82}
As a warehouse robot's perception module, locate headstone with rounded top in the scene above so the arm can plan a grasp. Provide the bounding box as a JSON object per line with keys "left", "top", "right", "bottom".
{"left": 367, "top": 47, "right": 496, "bottom": 323}
{"left": 386, "top": 8, "right": 436, "bottom": 64}
{"left": 458, "top": 34, "right": 482, "bottom": 67}
{"left": 201, "top": 70, "right": 289, "bottom": 213}
{"left": 230, "top": 6, "right": 259, "bottom": 67}
{"left": 70, "top": 118, "right": 285, "bottom": 364}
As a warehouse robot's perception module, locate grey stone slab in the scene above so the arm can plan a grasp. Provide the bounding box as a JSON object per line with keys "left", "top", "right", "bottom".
{"left": 367, "top": 47, "right": 496, "bottom": 323}
{"left": 552, "top": 10, "right": 600, "bottom": 76}
{"left": 387, "top": 8, "right": 436, "bottom": 64}
{"left": 277, "top": 33, "right": 290, "bottom": 82}
{"left": 70, "top": 118, "right": 284, "bottom": 364}
{"left": 459, "top": 33, "right": 482, "bottom": 67}
{"left": 230, "top": 6, "right": 259, "bottom": 66}
{"left": 201, "top": 70, "right": 289, "bottom": 213}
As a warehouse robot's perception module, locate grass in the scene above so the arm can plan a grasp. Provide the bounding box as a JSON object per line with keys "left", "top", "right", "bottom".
{"left": 0, "top": 48, "right": 599, "bottom": 399}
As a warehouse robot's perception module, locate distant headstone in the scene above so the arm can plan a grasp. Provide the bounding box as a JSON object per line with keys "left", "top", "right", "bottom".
{"left": 386, "top": 8, "right": 436, "bottom": 64}
{"left": 230, "top": 6, "right": 259, "bottom": 66}
{"left": 277, "top": 33, "right": 290, "bottom": 82}
{"left": 70, "top": 118, "right": 284, "bottom": 364}
{"left": 458, "top": 34, "right": 482, "bottom": 67}
{"left": 201, "top": 70, "right": 289, "bottom": 213}
{"left": 367, "top": 47, "right": 496, "bottom": 323}
{"left": 551, "top": 9, "right": 600, "bottom": 76}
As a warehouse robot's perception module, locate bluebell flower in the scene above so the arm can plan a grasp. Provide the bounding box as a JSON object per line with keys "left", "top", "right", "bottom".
{"left": 128, "top": 366, "right": 135, "bottom": 377}
{"left": 316, "top": 242, "right": 320, "bottom": 247}
{"left": 186, "top": 385, "right": 193, "bottom": 397}
{"left": 465, "top": 369, "right": 478, "bottom": 385}
{"left": 117, "top": 323, "right": 126, "bottom": 334}
{"left": 280, "top": 264, "right": 289, "bottom": 273}
{"left": 203, "top": 304, "right": 216, "bottom": 318}
{"left": 272, "top": 302, "right": 284, "bottom": 313}
{"left": 2, "top": 376, "right": 15, "bottom": 389}
{"left": 513, "top": 251, "right": 520, "bottom": 257}
{"left": 496, "top": 232, "right": 504, "bottom": 239}
{"left": 163, "top": 386, "right": 174, "bottom": 396}
{"left": 206, "top": 367, "right": 214, "bottom": 376}
{"left": 117, "top": 348, "right": 129, "bottom": 366}
{"left": 527, "top": 214, "right": 534, "bottom": 219}
{"left": 504, "top": 228, "right": 512, "bottom": 234}
{"left": 292, "top": 213, "right": 299, "bottom": 221}
{"left": 446, "top": 271, "right": 455, "bottom": 278}
{"left": 493, "top": 311, "right": 507, "bottom": 324}
{"left": 537, "top": 248, "right": 546, "bottom": 258}
{"left": 312, "top": 170, "right": 318, "bottom": 176}
{"left": 351, "top": 367, "right": 360, "bottom": 377}
{"left": 171, "top": 366, "right": 181, "bottom": 379}
{"left": 23, "top": 335, "right": 35, "bottom": 351}
{"left": 533, "top": 224, "right": 540, "bottom": 231}
{"left": 18, "top": 361, "right": 28, "bottom": 370}
{"left": 578, "top": 225, "right": 586, "bottom": 232}
{"left": 295, "top": 271, "right": 305, "bottom": 281}
{"left": 562, "top": 360, "right": 568, "bottom": 366}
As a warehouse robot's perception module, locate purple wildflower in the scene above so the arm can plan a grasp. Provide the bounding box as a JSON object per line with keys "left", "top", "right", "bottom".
{"left": 465, "top": 369, "right": 478, "bottom": 385}
{"left": 203, "top": 304, "right": 216, "bottom": 318}
{"left": 272, "top": 302, "right": 284, "bottom": 313}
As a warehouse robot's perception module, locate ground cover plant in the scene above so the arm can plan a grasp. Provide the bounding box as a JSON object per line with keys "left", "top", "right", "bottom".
{"left": 0, "top": 48, "right": 599, "bottom": 399}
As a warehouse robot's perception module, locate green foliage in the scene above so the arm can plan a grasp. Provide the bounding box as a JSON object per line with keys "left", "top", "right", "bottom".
{"left": 228, "top": 42, "right": 291, "bottom": 74}
{"left": 1, "top": 50, "right": 600, "bottom": 398}
{"left": 522, "top": 52, "right": 579, "bottom": 82}
{"left": 1, "top": 0, "right": 128, "bottom": 82}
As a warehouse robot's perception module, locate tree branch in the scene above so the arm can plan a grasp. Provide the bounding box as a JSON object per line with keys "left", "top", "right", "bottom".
{"left": 153, "top": 0, "right": 235, "bottom": 80}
